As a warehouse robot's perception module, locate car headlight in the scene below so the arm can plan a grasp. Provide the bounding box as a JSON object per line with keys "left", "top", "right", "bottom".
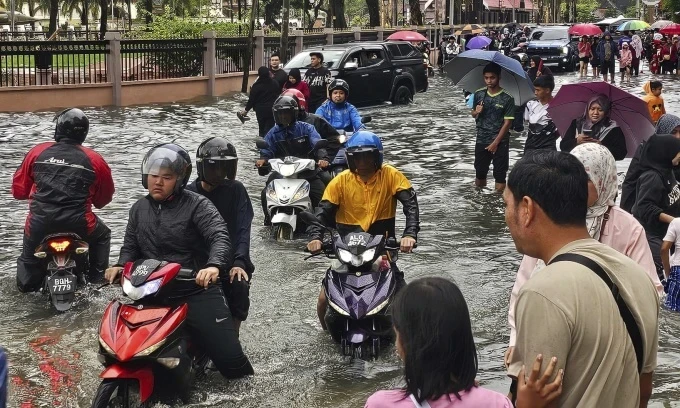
{"left": 99, "top": 336, "right": 115, "bottom": 355}
{"left": 361, "top": 248, "right": 376, "bottom": 263}
{"left": 337, "top": 248, "right": 353, "bottom": 263}
{"left": 366, "top": 298, "right": 390, "bottom": 316}
{"left": 279, "top": 163, "right": 296, "bottom": 177}
{"left": 328, "top": 299, "right": 350, "bottom": 316}
{"left": 266, "top": 183, "right": 277, "bottom": 199}
{"left": 291, "top": 183, "right": 310, "bottom": 202}
{"left": 122, "top": 277, "right": 162, "bottom": 301}
{"left": 134, "top": 339, "right": 167, "bottom": 357}
{"left": 562, "top": 46, "right": 569, "bottom": 55}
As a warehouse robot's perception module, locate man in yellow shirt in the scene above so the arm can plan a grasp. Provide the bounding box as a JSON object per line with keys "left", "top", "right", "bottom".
{"left": 306, "top": 131, "right": 420, "bottom": 329}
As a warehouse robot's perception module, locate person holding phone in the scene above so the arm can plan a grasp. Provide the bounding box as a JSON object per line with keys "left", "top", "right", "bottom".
{"left": 559, "top": 94, "right": 627, "bottom": 160}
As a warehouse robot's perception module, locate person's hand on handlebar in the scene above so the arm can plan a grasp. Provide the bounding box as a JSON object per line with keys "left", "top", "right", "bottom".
{"left": 318, "top": 160, "right": 330, "bottom": 169}
{"left": 105, "top": 266, "right": 123, "bottom": 284}
{"left": 196, "top": 266, "right": 220, "bottom": 288}
{"left": 256, "top": 159, "right": 267, "bottom": 167}
{"left": 307, "top": 239, "right": 323, "bottom": 253}
{"left": 401, "top": 236, "right": 416, "bottom": 253}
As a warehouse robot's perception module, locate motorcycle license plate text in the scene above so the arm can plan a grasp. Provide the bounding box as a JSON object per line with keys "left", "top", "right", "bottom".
{"left": 49, "top": 275, "right": 75, "bottom": 294}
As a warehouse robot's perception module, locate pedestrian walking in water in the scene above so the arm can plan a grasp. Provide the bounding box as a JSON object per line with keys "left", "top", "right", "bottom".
{"left": 283, "top": 68, "right": 311, "bottom": 103}
{"left": 365, "top": 277, "right": 558, "bottom": 408}
{"left": 304, "top": 51, "right": 332, "bottom": 113}
{"left": 631, "top": 34, "right": 644, "bottom": 75}
{"left": 590, "top": 36, "right": 601, "bottom": 77}
{"left": 269, "top": 53, "right": 288, "bottom": 89}
{"left": 240, "top": 66, "right": 281, "bottom": 137}
{"left": 596, "top": 32, "right": 619, "bottom": 83}
{"left": 523, "top": 75, "right": 559, "bottom": 154}
{"left": 471, "top": 62, "right": 515, "bottom": 192}
{"left": 578, "top": 36, "right": 591, "bottom": 78}
{"left": 504, "top": 151, "right": 659, "bottom": 408}
{"left": 619, "top": 42, "right": 633, "bottom": 85}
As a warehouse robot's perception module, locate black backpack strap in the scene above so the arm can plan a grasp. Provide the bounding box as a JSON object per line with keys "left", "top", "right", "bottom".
{"left": 549, "top": 253, "right": 643, "bottom": 373}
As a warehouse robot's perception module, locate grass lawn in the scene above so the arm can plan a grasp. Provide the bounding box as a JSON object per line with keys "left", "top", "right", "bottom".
{"left": 0, "top": 53, "right": 106, "bottom": 68}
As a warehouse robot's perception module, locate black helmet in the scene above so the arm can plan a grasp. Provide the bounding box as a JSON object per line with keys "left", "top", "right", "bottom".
{"left": 54, "top": 108, "right": 89, "bottom": 144}
{"left": 272, "top": 95, "right": 299, "bottom": 127}
{"left": 141, "top": 143, "right": 193, "bottom": 195}
{"left": 196, "top": 137, "right": 238, "bottom": 185}
{"left": 328, "top": 79, "right": 350, "bottom": 99}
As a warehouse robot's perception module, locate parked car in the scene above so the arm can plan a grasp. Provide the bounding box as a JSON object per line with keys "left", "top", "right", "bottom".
{"left": 526, "top": 25, "right": 579, "bottom": 71}
{"left": 284, "top": 42, "right": 428, "bottom": 106}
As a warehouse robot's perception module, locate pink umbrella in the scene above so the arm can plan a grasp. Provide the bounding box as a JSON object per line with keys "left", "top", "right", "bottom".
{"left": 547, "top": 82, "right": 655, "bottom": 158}
{"left": 386, "top": 31, "right": 428, "bottom": 42}
{"left": 568, "top": 24, "right": 602, "bottom": 36}
{"left": 660, "top": 23, "right": 680, "bottom": 36}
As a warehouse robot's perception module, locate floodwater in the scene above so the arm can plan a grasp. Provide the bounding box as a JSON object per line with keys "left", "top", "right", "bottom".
{"left": 1, "top": 71, "right": 679, "bottom": 407}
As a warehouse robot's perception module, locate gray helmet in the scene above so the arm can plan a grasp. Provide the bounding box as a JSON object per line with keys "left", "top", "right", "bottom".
{"left": 141, "top": 143, "right": 193, "bottom": 195}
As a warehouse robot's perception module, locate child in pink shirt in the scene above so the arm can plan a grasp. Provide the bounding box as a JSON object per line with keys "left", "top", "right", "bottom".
{"left": 619, "top": 42, "right": 633, "bottom": 84}
{"left": 365, "top": 277, "right": 561, "bottom": 408}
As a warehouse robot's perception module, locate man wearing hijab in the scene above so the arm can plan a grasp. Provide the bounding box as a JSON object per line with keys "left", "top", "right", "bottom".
{"left": 596, "top": 31, "right": 620, "bottom": 83}
{"left": 560, "top": 94, "right": 627, "bottom": 160}
{"left": 240, "top": 66, "right": 282, "bottom": 137}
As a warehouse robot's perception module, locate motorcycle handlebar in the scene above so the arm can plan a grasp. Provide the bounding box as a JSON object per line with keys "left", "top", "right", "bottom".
{"left": 176, "top": 268, "right": 196, "bottom": 279}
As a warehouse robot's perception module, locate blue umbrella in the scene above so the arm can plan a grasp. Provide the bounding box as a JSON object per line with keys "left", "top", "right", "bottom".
{"left": 466, "top": 35, "right": 492, "bottom": 50}
{"left": 443, "top": 50, "right": 535, "bottom": 105}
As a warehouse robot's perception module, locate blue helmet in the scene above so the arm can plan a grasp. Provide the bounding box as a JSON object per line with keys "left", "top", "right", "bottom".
{"left": 345, "top": 131, "right": 383, "bottom": 172}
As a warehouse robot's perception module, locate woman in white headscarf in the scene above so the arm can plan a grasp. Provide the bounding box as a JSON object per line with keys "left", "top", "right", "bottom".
{"left": 631, "top": 34, "right": 644, "bottom": 76}
{"left": 504, "top": 144, "right": 663, "bottom": 365}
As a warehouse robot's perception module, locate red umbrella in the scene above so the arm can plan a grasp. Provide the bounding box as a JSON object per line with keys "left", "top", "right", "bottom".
{"left": 568, "top": 24, "right": 602, "bottom": 36}
{"left": 386, "top": 31, "right": 428, "bottom": 42}
{"left": 660, "top": 23, "right": 680, "bottom": 36}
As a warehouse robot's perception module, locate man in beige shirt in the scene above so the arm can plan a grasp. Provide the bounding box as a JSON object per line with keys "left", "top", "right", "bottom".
{"left": 503, "top": 151, "right": 659, "bottom": 408}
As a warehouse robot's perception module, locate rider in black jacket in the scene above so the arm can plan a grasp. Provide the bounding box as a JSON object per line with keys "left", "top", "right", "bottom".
{"left": 105, "top": 143, "right": 253, "bottom": 379}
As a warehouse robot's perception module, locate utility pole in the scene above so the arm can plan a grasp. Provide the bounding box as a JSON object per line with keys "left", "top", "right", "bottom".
{"left": 242, "top": 0, "right": 257, "bottom": 92}
{"left": 281, "top": 0, "right": 289, "bottom": 62}
{"left": 10, "top": 0, "right": 15, "bottom": 33}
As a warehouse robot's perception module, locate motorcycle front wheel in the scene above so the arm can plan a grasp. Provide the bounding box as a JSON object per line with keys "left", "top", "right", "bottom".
{"left": 91, "top": 379, "right": 148, "bottom": 408}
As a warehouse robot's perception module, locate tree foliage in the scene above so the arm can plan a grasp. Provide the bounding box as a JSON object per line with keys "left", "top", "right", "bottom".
{"left": 125, "top": 7, "right": 248, "bottom": 38}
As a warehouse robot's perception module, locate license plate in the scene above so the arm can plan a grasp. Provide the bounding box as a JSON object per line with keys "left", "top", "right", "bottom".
{"left": 48, "top": 275, "right": 76, "bottom": 294}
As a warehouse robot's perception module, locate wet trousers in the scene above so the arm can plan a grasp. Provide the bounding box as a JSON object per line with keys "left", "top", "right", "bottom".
{"left": 16, "top": 215, "right": 111, "bottom": 292}
{"left": 170, "top": 285, "right": 254, "bottom": 378}
{"left": 255, "top": 107, "right": 275, "bottom": 138}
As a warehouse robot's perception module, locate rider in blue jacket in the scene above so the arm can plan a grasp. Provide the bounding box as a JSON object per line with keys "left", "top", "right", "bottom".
{"left": 315, "top": 79, "right": 363, "bottom": 133}
{"left": 256, "top": 96, "right": 330, "bottom": 224}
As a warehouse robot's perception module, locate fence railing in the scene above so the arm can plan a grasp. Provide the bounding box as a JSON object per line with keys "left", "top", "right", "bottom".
{"left": 0, "top": 40, "right": 109, "bottom": 86}
{"left": 216, "top": 37, "right": 252, "bottom": 74}
{"left": 120, "top": 39, "right": 205, "bottom": 81}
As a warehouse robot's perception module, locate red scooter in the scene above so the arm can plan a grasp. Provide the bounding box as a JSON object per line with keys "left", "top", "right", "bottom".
{"left": 91, "top": 259, "right": 208, "bottom": 407}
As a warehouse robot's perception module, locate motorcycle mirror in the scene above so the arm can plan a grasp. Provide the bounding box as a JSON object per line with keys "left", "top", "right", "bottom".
{"left": 361, "top": 115, "right": 372, "bottom": 124}
{"left": 255, "top": 140, "right": 269, "bottom": 149}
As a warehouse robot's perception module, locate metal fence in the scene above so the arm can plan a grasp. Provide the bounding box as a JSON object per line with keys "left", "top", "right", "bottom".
{"left": 120, "top": 39, "right": 205, "bottom": 81}
{"left": 303, "top": 28, "right": 325, "bottom": 34}
{"left": 216, "top": 37, "right": 252, "bottom": 74}
{"left": 304, "top": 34, "right": 327, "bottom": 48}
{"left": 0, "top": 40, "right": 109, "bottom": 86}
{"left": 262, "top": 36, "right": 297, "bottom": 63}
{"left": 333, "top": 32, "right": 355, "bottom": 44}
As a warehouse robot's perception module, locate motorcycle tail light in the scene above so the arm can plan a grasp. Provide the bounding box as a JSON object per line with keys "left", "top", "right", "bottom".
{"left": 49, "top": 240, "right": 70, "bottom": 252}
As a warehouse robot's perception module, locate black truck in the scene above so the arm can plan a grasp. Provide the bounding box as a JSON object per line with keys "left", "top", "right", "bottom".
{"left": 284, "top": 42, "right": 428, "bottom": 106}
{"left": 526, "top": 25, "right": 579, "bottom": 72}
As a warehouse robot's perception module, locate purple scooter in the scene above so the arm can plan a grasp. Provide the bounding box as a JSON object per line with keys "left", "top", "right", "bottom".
{"left": 301, "top": 212, "right": 406, "bottom": 359}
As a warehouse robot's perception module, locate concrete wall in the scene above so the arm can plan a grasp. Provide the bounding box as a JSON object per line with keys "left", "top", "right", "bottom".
{"left": 0, "top": 72, "right": 257, "bottom": 112}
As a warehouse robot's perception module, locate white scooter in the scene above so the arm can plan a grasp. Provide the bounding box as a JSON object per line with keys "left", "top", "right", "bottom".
{"left": 256, "top": 139, "right": 328, "bottom": 241}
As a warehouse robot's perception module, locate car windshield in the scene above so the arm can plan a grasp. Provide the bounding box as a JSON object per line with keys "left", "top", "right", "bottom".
{"left": 531, "top": 30, "right": 568, "bottom": 41}
{"left": 285, "top": 50, "right": 347, "bottom": 69}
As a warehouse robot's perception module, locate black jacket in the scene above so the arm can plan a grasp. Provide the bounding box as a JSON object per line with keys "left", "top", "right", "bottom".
{"left": 560, "top": 118, "right": 627, "bottom": 160}
{"left": 622, "top": 142, "right": 680, "bottom": 213}
{"left": 117, "top": 190, "right": 232, "bottom": 279}
{"left": 245, "top": 77, "right": 281, "bottom": 112}
{"left": 302, "top": 112, "right": 341, "bottom": 157}
{"left": 270, "top": 68, "right": 288, "bottom": 89}
{"left": 186, "top": 179, "right": 254, "bottom": 275}
{"left": 304, "top": 66, "right": 332, "bottom": 111}
{"left": 632, "top": 171, "right": 680, "bottom": 238}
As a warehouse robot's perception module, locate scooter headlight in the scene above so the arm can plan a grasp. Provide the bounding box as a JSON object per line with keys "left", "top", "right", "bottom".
{"left": 266, "top": 183, "right": 277, "bottom": 199}
{"left": 337, "top": 248, "right": 353, "bottom": 263}
{"left": 291, "top": 183, "right": 310, "bottom": 202}
{"left": 279, "top": 163, "right": 296, "bottom": 177}
{"left": 361, "top": 248, "right": 376, "bottom": 263}
{"left": 366, "top": 298, "right": 390, "bottom": 316}
{"left": 99, "top": 336, "right": 115, "bottom": 356}
{"left": 122, "top": 277, "right": 162, "bottom": 301}
{"left": 134, "top": 339, "right": 167, "bottom": 357}
{"left": 328, "top": 299, "right": 350, "bottom": 316}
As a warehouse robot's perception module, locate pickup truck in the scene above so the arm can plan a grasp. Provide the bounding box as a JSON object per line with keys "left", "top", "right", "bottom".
{"left": 527, "top": 25, "right": 579, "bottom": 71}
{"left": 284, "top": 42, "right": 428, "bottom": 106}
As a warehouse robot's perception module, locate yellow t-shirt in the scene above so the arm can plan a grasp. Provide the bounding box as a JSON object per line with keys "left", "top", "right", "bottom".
{"left": 323, "top": 165, "right": 412, "bottom": 233}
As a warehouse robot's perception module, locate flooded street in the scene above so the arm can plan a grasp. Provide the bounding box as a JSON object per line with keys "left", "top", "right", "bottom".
{"left": 1, "top": 72, "right": 680, "bottom": 407}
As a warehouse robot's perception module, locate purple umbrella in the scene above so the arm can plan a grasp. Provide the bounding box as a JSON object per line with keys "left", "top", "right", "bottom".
{"left": 466, "top": 36, "right": 492, "bottom": 50}
{"left": 547, "top": 82, "right": 655, "bottom": 158}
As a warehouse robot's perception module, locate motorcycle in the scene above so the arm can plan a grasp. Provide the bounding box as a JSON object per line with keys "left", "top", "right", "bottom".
{"left": 33, "top": 232, "right": 89, "bottom": 311}
{"left": 300, "top": 212, "right": 413, "bottom": 360}
{"left": 92, "top": 259, "right": 208, "bottom": 407}
{"left": 256, "top": 138, "right": 328, "bottom": 241}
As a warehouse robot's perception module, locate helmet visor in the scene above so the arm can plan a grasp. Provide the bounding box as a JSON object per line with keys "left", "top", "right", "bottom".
{"left": 274, "top": 108, "right": 296, "bottom": 127}
{"left": 199, "top": 157, "right": 237, "bottom": 184}
{"left": 142, "top": 147, "right": 189, "bottom": 180}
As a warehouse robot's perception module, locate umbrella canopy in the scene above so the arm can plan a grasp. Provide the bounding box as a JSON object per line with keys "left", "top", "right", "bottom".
{"left": 454, "top": 24, "right": 485, "bottom": 36}
{"left": 660, "top": 23, "right": 680, "bottom": 36}
{"left": 547, "top": 82, "right": 655, "bottom": 158}
{"left": 444, "top": 50, "right": 534, "bottom": 105}
{"left": 467, "top": 36, "right": 492, "bottom": 50}
{"left": 651, "top": 20, "right": 673, "bottom": 29}
{"left": 568, "top": 24, "right": 602, "bottom": 36}
{"left": 617, "top": 20, "right": 650, "bottom": 31}
{"left": 386, "top": 31, "right": 428, "bottom": 42}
